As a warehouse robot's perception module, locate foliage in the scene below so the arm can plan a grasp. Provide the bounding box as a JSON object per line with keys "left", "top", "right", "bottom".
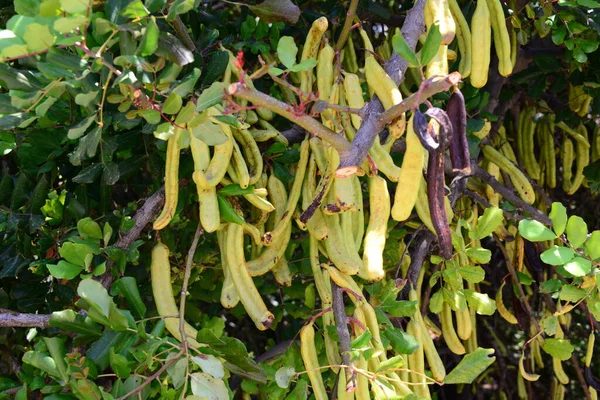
{"left": 0, "top": 0, "right": 599, "bottom": 399}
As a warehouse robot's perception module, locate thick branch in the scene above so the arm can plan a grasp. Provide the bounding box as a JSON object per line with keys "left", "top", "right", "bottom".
{"left": 336, "top": 0, "right": 426, "bottom": 172}
{"left": 331, "top": 281, "right": 356, "bottom": 389}
{"left": 228, "top": 83, "right": 352, "bottom": 153}
{"left": 337, "top": 72, "right": 461, "bottom": 176}
{"left": 97, "top": 187, "right": 166, "bottom": 289}
{"left": 0, "top": 311, "right": 50, "bottom": 328}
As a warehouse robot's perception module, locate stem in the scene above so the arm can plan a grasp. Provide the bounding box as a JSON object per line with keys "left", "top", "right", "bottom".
{"left": 178, "top": 223, "right": 203, "bottom": 354}
{"left": 336, "top": 72, "right": 460, "bottom": 176}
{"left": 228, "top": 83, "right": 352, "bottom": 153}
{"left": 380, "top": 73, "right": 461, "bottom": 125}
{"left": 0, "top": 311, "right": 50, "bottom": 328}
{"left": 116, "top": 349, "right": 184, "bottom": 400}
{"left": 493, "top": 235, "right": 540, "bottom": 333}
{"left": 331, "top": 281, "right": 356, "bottom": 390}
{"left": 335, "top": 0, "right": 360, "bottom": 52}
{"left": 471, "top": 165, "right": 552, "bottom": 225}
{"left": 96, "top": 186, "right": 166, "bottom": 289}
{"left": 74, "top": 42, "right": 122, "bottom": 76}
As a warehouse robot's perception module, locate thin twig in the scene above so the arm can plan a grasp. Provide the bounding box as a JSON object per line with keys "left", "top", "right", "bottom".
{"left": 116, "top": 349, "right": 184, "bottom": 400}
{"left": 493, "top": 234, "right": 540, "bottom": 333}
{"left": 471, "top": 165, "right": 552, "bottom": 225}
{"left": 179, "top": 223, "right": 203, "bottom": 354}
{"left": 571, "top": 352, "right": 592, "bottom": 400}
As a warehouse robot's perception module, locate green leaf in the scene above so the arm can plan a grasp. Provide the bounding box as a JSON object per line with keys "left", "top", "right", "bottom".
{"left": 518, "top": 220, "right": 557, "bottom": 242}
{"left": 275, "top": 367, "right": 295, "bottom": 389}
{"left": 120, "top": 0, "right": 148, "bottom": 18}
{"left": 248, "top": 0, "right": 301, "bottom": 24}
{"left": 464, "top": 290, "right": 496, "bottom": 315}
{"left": 475, "top": 206, "right": 503, "bottom": 239}
{"left": 540, "top": 246, "right": 575, "bottom": 265}
{"left": 110, "top": 349, "right": 131, "bottom": 379}
{"left": 15, "top": 0, "right": 42, "bottom": 16}
{"left": 382, "top": 328, "right": 419, "bottom": 355}
{"left": 201, "top": 51, "right": 229, "bottom": 86}
{"left": 541, "top": 279, "right": 564, "bottom": 294}
{"left": 43, "top": 337, "right": 69, "bottom": 382}
{"left": 577, "top": 0, "right": 600, "bottom": 7}
{"left": 542, "top": 338, "right": 574, "bottom": 361}
{"left": 156, "top": 32, "right": 194, "bottom": 66}
{"left": 60, "top": 0, "right": 90, "bottom": 13}
{"left": 459, "top": 265, "right": 486, "bottom": 284}
{"left": 277, "top": 36, "right": 297, "bottom": 69}
{"left": 289, "top": 58, "right": 317, "bottom": 72}
{"left": 22, "top": 351, "right": 61, "bottom": 378}
{"left": 47, "top": 260, "right": 84, "bottom": 280}
{"left": 562, "top": 256, "right": 592, "bottom": 277}
{"left": 162, "top": 92, "right": 182, "bottom": 115}
{"left": 217, "top": 195, "right": 243, "bottom": 225}
{"left": 49, "top": 309, "right": 102, "bottom": 336}
{"left": 444, "top": 348, "right": 496, "bottom": 384}
{"left": 189, "top": 118, "right": 229, "bottom": 146}
{"left": 420, "top": 23, "right": 442, "bottom": 66}
{"left": 559, "top": 285, "right": 587, "bottom": 302}
{"left": 549, "top": 202, "right": 568, "bottom": 236}
{"left": 392, "top": 32, "right": 419, "bottom": 67}
{"left": 175, "top": 102, "right": 197, "bottom": 125}
{"left": 566, "top": 215, "right": 587, "bottom": 248}
{"left": 351, "top": 330, "right": 373, "bottom": 349}
{"left": 585, "top": 231, "right": 600, "bottom": 260}
{"left": 380, "top": 299, "right": 417, "bottom": 317}
{"left": 77, "top": 217, "right": 103, "bottom": 240}
{"left": 23, "top": 23, "right": 55, "bottom": 53}
{"left": 68, "top": 115, "right": 96, "bottom": 140}
{"left": 59, "top": 242, "right": 92, "bottom": 266}
{"left": 376, "top": 355, "right": 405, "bottom": 373}
{"left": 190, "top": 355, "right": 225, "bottom": 379}
{"left": 166, "top": 0, "right": 194, "bottom": 20}
{"left": 284, "top": 380, "right": 308, "bottom": 400}
{"left": 218, "top": 184, "right": 255, "bottom": 196}
{"left": 139, "top": 109, "right": 161, "bottom": 125}
{"left": 196, "top": 82, "right": 226, "bottom": 112}
{"left": 465, "top": 248, "right": 492, "bottom": 264}
{"left": 115, "top": 277, "right": 146, "bottom": 319}
{"left": 429, "top": 290, "right": 443, "bottom": 314}
{"left": 173, "top": 68, "right": 201, "bottom": 97}
{"left": 167, "top": 358, "right": 187, "bottom": 389}
{"left": 190, "top": 373, "right": 228, "bottom": 400}
{"left": 212, "top": 115, "right": 241, "bottom": 129}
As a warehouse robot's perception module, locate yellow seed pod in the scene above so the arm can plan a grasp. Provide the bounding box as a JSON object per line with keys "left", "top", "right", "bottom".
{"left": 470, "top": 0, "right": 491, "bottom": 88}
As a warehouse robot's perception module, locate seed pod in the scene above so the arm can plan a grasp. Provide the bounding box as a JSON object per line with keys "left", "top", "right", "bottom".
{"left": 447, "top": 89, "right": 471, "bottom": 175}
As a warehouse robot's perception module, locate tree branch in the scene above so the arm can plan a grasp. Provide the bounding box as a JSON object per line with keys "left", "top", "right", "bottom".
{"left": 337, "top": 72, "right": 460, "bottom": 177}
{"left": 228, "top": 83, "right": 352, "bottom": 153}
{"left": 179, "top": 223, "right": 203, "bottom": 354}
{"left": 331, "top": 281, "right": 356, "bottom": 390}
{"left": 97, "top": 186, "right": 166, "bottom": 289}
{"left": 0, "top": 311, "right": 50, "bottom": 328}
{"left": 471, "top": 165, "right": 551, "bottom": 225}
